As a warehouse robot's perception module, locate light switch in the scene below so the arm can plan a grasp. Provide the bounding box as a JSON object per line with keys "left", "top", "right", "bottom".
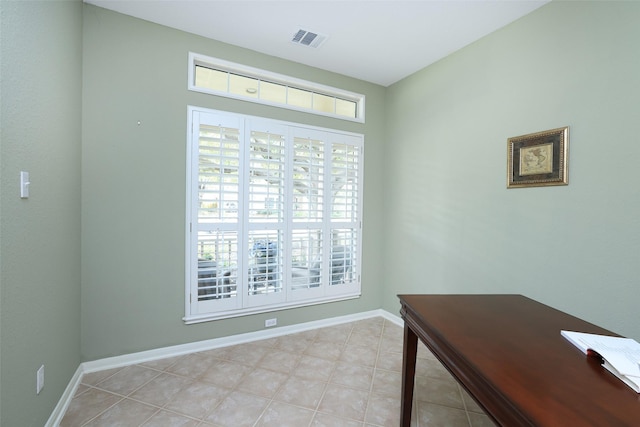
{"left": 20, "top": 171, "right": 30, "bottom": 198}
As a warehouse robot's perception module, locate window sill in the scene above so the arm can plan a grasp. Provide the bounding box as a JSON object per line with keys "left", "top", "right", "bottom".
{"left": 183, "top": 292, "right": 361, "bottom": 324}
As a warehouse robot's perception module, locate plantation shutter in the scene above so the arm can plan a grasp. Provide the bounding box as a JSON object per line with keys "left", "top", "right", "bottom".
{"left": 245, "top": 121, "right": 288, "bottom": 308}
{"left": 186, "top": 107, "right": 363, "bottom": 322}
{"left": 327, "top": 136, "right": 361, "bottom": 294}
{"left": 289, "top": 130, "right": 326, "bottom": 300}
{"left": 189, "top": 111, "right": 243, "bottom": 315}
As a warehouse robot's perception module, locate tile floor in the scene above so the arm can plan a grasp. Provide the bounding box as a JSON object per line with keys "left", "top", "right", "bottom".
{"left": 60, "top": 317, "right": 496, "bottom": 426}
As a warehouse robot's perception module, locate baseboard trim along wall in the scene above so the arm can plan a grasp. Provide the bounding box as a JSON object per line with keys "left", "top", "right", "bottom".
{"left": 46, "top": 309, "right": 403, "bottom": 426}
{"left": 45, "top": 365, "right": 83, "bottom": 427}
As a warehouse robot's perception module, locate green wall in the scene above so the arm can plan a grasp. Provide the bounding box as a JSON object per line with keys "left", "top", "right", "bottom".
{"left": 0, "top": 1, "right": 82, "bottom": 426}
{"left": 383, "top": 1, "right": 640, "bottom": 339}
{"left": 81, "top": 5, "right": 386, "bottom": 361}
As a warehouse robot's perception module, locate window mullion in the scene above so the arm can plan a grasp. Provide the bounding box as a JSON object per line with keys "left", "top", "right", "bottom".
{"left": 237, "top": 119, "right": 249, "bottom": 308}
{"left": 284, "top": 128, "right": 294, "bottom": 301}
{"left": 322, "top": 137, "right": 334, "bottom": 290}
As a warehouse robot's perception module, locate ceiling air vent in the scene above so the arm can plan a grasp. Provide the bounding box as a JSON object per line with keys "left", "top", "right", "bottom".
{"left": 291, "top": 29, "right": 328, "bottom": 49}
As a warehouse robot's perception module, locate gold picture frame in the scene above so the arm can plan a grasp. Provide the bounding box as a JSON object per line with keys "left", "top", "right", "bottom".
{"left": 507, "top": 126, "right": 568, "bottom": 188}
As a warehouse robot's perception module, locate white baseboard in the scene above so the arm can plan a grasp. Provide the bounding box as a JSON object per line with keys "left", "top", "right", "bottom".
{"left": 45, "top": 365, "right": 83, "bottom": 427}
{"left": 380, "top": 308, "right": 403, "bottom": 327}
{"left": 82, "top": 309, "right": 399, "bottom": 373}
{"left": 46, "top": 309, "right": 402, "bottom": 426}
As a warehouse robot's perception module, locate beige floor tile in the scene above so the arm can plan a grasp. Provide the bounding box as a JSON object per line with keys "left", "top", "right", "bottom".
{"left": 225, "top": 342, "right": 270, "bottom": 366}
{"left": 382, "top": 321, "right": 403, "bottom": 337}
{"left": 73, "top": 383, "right": 90, "bottom": 397}
{"left": 274, "top": 375, "right": 327, "bottom": 409}
{"left": 164, "top": 381, "right": 229, "bottom": 419}
{"left": 379, "top": 335, "right": 403, "bottom": 355}
{"left": 364, "top": 394, "right": 401, "bottom": 426}
{"left": 294, "top": 328, "right": 320, "bottom": 341}
{"left": 166, "top": 353, "right": 216, "bottom": 379}
{"left": 274, "top": 333, "right": 315, "bottom": 353}
{"left": 416, "top": 356, "right": 453, "bottom": 381}
{"left": 82, "top": 398, "right": 158, "bottom": 426}
{"left": 294, "top": 355, "right": 336, "bottom": 381}
{"left": 205, "top": 390, "right": 269, "bottom": 427}
{"left": 252, "top": 336, "right": 279, "bottom": 349}
{"left": 140, "top": 355, "right": 184, "bottom": 371}
{"left": 461, "top": 388, "right": 484, "bottom": 413}
{"left": 59, "top": 387, "right": 122, "bottom": 427}
{"left": 199, "top": 359, "right": 253, "bottom": 389}
{"left": 257, "top": 347, "right": 302, "bottom": 374}
{"left": 236, "top": 367, "right": 289, "bottom": 398}
{"left": 414, "top": 375, "right": 465, "bottom": 409}
{"left": 129, "top": 372, "right": 192, "bottom": 407}
{"left": 255, "top": 401, "right": 315, "bottom": 427}
{"left": 353, "top": 316, "right": 384, "bottom": 327}
{"left": 305, "top": 340, "right": 345, "bottom": 360}
{"left": 376, "top": 349, "right": 403, "bottom": 372}
{"left": 348, "top": 330, "right": 382, "bottom": 348}
{"left": 331, "top": 362, "right": 374, "bottom": 391}
{"left": 61, "top": 317, "right": 492, "bottom": 427}
{"left": 197, "top": 345, "right": 234, "bottom": 360}
{"left": 315, "top": 324, "right": 352, "bottom": 344}
{"left": 339, "top": 343, "right": 378, "bottom": 367}
{"left": 318, "top": 383, "right": 369, "bottom": 422}
{"left": 417, "top": 343, "right": 437, "bottom": 360}
{"left": 141, "top": 410, "right": 200, "bottom": 427}
{"left": 371, "top": 368, "right": 401, "bottom": 397}
{"left": 469, "top": 411, "right": 498, "bottom": 427}
{"left": 95, "top": 365, "right": 160, "bottom": 396}
{"left": 351, "top": 323, "right": 384, "bottom": 340}
{"left": 81, "top": 367, "right": 123, "bottom": 387}
{"left": 311, "top": 412, "right": 364, "bottom": 427}
{"left": 416, "top": 401, "right": 470, "bottom": 427}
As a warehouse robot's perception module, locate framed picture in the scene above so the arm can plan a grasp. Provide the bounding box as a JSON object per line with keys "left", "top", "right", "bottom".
{"left": 507, "top": 126, "right": 568, "bottom": 188}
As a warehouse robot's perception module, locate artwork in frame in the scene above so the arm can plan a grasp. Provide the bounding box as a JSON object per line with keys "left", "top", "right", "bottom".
{"left": 507, "top": 126, "right": 569, "bottom": 188}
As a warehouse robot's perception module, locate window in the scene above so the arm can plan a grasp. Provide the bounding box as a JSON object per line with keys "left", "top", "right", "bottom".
{"left": 185, "top": 107, "right": 363, "bottom": 323}
{"left": 188, "top": 52, "right": 365, "bottom": 123}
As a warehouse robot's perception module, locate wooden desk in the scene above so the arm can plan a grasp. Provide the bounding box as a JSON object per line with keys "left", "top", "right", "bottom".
{"left": 399, "top": 294, "right": 640, "bottom": 427}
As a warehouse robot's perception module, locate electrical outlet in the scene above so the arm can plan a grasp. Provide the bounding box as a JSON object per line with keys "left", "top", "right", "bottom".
{"left": 265, "top": 318, "right": 277, "bottom": 328}
{"left": 36, "top": 365, "right": 44, "bottom": 395}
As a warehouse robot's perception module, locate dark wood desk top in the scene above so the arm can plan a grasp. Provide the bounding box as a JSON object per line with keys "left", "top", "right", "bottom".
{"left": 398, "top": 294, "right": 640, "bottom": 426}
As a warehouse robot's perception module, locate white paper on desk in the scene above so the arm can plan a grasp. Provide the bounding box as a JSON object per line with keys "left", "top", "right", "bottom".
{"left": 561, "top": 330, "right": 640, "bottom": 377}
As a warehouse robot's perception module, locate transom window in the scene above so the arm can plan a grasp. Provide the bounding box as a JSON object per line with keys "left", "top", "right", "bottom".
{"left": 188, "top": 52, "right": 365, "bottom": 123}
{"left": 185, "top": 107, "right": 363, "bottom": 323}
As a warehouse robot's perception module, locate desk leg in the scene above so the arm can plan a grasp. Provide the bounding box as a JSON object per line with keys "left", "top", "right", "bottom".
{"left": 401, "top": 323, "right": 418, "bottom": 427}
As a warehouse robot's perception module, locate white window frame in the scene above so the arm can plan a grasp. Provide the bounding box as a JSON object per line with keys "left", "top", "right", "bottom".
{"left": 188, "top": 52, "right": 365, "bottom": 123}
{"left": 185, "top": 106, "right": 363, "bottom": 324}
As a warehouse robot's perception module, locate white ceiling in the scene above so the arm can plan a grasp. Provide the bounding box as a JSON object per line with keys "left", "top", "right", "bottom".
{"left": 85, "top": 0, "right": 550, "bottom": 87}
